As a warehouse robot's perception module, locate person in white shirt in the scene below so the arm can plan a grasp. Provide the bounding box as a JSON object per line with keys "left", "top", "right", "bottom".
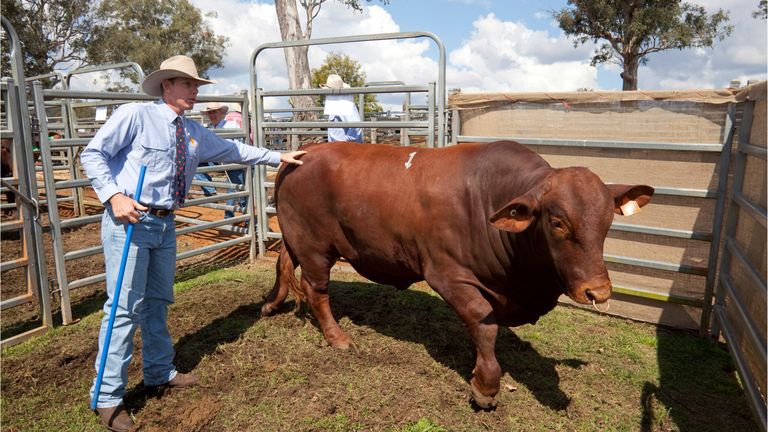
{"left": 322, "top": 74, "right": 362, "bottom": 142}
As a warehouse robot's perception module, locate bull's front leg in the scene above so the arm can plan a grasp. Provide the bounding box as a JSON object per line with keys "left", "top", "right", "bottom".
{"left": 464, "top": 298, "right": 501, "bottom": 409}
{"left": 427, "top": 273, "right": 501, "bottom": 409}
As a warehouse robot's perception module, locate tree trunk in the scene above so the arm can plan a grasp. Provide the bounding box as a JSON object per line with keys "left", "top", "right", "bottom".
{"left": 620, "top": 57, "right": 639, "bottom": 91}
{"left": 275, "top": 0, "right": 316, "bottom": 150}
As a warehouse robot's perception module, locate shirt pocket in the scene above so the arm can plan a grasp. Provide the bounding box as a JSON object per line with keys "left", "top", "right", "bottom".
{"left": 141, "top": 139, "right": 173, "bottom": 172}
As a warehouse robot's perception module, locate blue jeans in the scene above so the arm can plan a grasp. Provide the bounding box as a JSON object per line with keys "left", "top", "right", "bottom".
{"left": 225, "top": 169, "right": 246, "bottom": 219}
{"left": 195, "top": 163, "right": 217, "bottom": 196}
{"left": 90, "top": 207, "right": 179, "bottom": 408}
{"left": 194, "top": 171, "right": 216, "bottom": 196}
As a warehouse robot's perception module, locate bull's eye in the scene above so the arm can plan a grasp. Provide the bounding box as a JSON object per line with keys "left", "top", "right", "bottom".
{"left": 550, "top": 218, "right": 566, "bottom": 235}
{"left": 509, "top": 209, "right": 517, "bottom": 217}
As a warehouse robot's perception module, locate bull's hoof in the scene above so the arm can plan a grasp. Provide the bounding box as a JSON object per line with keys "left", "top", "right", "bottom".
{"left": 326, "top": 330, "right": 353, "bottom": 350}
{"left": 470, "top": 381, "right": 498, "bottom": 410}
{"left": 260, "top": 303, "right": 276, "bottom": 317}
{"left": 328, "top": 337, "right": 352, "bottom": 350}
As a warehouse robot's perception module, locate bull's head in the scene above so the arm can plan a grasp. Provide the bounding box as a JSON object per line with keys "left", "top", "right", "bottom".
{"left": 489, "top": 167, "right": 653, "bottom": 305}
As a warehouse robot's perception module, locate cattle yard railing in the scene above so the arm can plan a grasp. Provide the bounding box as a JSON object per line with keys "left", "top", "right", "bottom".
{"left": 0, "top": 31, "right": 262, "bottom": 341}
{"left": 0, "top": 16, "right": 53, "bottom": 348}
{"left": 711, "top": 97, "right": 767, "bottom": 430}
{"left": 249, "top": 32, "right": 447, "bottom": 257}
{"left": 24, "top": 85, "right": 258, "bottom": 327}
{"left": 449, "top": 84, "right": 767, "bottom": 431}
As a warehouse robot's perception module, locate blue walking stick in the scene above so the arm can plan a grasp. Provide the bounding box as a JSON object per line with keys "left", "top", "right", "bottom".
{"left": 91, "top": 165, "right": 148, "bottom": 411}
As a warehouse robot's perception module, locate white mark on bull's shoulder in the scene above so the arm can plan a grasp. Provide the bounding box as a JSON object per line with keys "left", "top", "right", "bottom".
{"left": 404, "top": 151, "right": 417, "bottom": 169}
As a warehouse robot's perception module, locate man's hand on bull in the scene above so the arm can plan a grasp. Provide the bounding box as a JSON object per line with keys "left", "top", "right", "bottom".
{"left": 280, "top": 150, "right": 307, "bottom": 166}
{"left": 108, "top": 192, "right": 148, "bottom": 224}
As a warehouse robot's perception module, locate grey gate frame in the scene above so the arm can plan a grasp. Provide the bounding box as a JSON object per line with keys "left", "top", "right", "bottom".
{"left": 0, "top": 16, "right": 53, "bottom": 348}
{"left": 24, "top": 84, "right": 255, "bottom": 327}
{"left": 249, "top": 32, "right": 447, "bottom": 257}
{"left": 451, "top": 105, "right": 736, "bottom": 335}
{"left": 711, "top": 99, "right": 767, "bottom": 431}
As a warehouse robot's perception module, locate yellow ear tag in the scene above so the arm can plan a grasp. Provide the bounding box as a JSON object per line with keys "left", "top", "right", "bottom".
{"left": 620, "top": 200, "right": 640, "bottom": 216}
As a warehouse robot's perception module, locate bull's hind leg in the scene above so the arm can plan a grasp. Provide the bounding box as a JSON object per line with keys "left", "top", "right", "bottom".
{"left": 300, "top": 259, "right": 351, "bottom": 349}
{"left": 261, "top": 245, "right": 302, "bottom": 316}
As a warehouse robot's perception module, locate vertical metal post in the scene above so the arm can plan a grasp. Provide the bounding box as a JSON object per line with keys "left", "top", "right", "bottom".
{"left": 251, "top": 85, "right": 268, "bottom": 258}
{"left": 427, "top": 82, "right": 435, "bottom": 148}
{"left": 711, "top": 101, "right": 755, "bottom": 337}
{"left": 451, "top": 108, "right": 460, "bottom": 146}
{"left": 2, "top": 16, "right": 52, "bottom": 333}
{"left": 32, "top": 81, "right": 74, "bottom": 324}
{"left": 403, "top": 92, "right": 411, "bottom": 146}
{"left": 700, "top": 103, "right": 736, "bottom": 334}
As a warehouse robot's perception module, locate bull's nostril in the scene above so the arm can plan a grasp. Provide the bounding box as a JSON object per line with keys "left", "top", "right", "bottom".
{"left": 585, "top": 289, "right": 594, "bottom": 301}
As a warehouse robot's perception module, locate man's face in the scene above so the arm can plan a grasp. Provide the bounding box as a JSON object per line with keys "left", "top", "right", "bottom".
{"left": 163, "top": 77, "right": 201, "bottom": 113}
{"left": 206, "top": 108, "right": 224, "bottom": 126}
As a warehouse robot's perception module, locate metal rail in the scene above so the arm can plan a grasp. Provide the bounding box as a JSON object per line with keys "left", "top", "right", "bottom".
{"left": 0, "top": 16, "right": 52, "bottom": 348}
{"left": 249, "top": 31, "right": 447, "bottom": 257}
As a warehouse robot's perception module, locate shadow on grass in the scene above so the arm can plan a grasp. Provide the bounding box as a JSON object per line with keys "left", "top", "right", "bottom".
{"left": 123, "top": 301, "right": 263, "bottom": 413}
{"left": 639, "top": 327, "right": 756, "bottom": 432}
{"left": 263, "top": 279, "right": 582, "bottom": 411}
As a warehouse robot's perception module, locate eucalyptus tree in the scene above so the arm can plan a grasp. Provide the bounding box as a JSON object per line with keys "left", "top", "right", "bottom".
{"left": 553, "top": 0, "right": 733, "bottom": 90}
{"left": 311, "top": 52, "right": 382, "bottom": 113}
{"left": 274, "top": 0, "right": 389, "bottom": 136}
{"left": 1, "top": 0, "right": 95, "bottom": 82}
{"left": 86, "top": 0, "right": 228, "bottom": 86}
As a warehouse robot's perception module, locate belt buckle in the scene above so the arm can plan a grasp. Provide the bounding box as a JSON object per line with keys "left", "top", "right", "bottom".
{"left": 157, "top": 208, "right": 172, "bottom": 217}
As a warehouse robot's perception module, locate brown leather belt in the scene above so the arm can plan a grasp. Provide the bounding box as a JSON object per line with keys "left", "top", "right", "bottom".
{"left": 146, "top": 207, "right": 174, "bottom": 217}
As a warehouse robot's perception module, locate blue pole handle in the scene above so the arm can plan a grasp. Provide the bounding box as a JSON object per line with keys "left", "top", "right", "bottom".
{"left": 91, "top": 165, "right": 148, "bottom": 410}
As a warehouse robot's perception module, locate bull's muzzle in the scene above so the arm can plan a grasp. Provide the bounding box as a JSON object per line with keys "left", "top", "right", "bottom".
{"left": 578, "top": 280, "right": 612, "bottom": 305}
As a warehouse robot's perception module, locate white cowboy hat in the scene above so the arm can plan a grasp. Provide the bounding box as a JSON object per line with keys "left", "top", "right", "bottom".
{"left": 201, "top": 102, "right": 229, "bottom": 114}
{"left": 321, "top": 74, "right": 350, "bottom": 89}
{"left": 141, "top": 55, "right": 215, "bottom": 97}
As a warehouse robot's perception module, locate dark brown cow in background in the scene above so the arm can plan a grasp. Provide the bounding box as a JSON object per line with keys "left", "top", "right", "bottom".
{"left": 262, "top": 140, "right": 653, "bottom": 408}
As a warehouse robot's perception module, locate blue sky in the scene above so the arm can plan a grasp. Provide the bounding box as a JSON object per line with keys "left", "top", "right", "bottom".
{"left": 180, "top": 0, "right": 766, "bottom": 109}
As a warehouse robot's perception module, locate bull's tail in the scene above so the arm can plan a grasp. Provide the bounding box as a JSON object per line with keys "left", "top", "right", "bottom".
{"left": 261, "top": 242, "right": 304, "bottom": 316}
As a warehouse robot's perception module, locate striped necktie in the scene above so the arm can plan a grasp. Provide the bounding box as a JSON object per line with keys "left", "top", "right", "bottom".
{"left": 173, "top": 116, "right": 187, "bottom": 207}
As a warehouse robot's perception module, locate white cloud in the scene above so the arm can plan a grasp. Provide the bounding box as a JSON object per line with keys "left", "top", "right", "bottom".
{"left": 189, "top": 0, "right": 765, "bottom": 102}
{"left": 633, "top": 1, "right": 767, "bottom": 89}
{"left": 447, "top": 13, "right": 598, "bottom": 92}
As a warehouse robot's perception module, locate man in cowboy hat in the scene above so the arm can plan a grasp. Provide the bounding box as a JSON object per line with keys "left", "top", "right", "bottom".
{"left": 321, "top": 74, "right": 362, "bottom": 142}
{"left": 80, "top": 55, "right": 305, "bottom": 432}
{"left": 200, "top": 101, "right": 246, "bottom": 219}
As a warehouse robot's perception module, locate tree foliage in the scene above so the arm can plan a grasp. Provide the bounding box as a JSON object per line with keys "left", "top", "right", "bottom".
{"left": 553, "top": 0, "right": 733, "bottom": 90}
{"left": 1, "top": 0, "right": 228, "bottom": 89}
{"left": 87, "top": 0, "right": 228, "bottom": 83}
{"left": 311, "top": 52, "right": 382, "bottom": 113}
{"left": 754, "top": 0, "right": 767, "bottom": 19}
{"left": 274, "top": 0, "right": 388, "bottom": 147}
{"left": 1, "top": 0, "right": 95, "bottom": 82}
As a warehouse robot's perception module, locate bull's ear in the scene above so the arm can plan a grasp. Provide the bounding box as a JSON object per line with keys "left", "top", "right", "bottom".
{"left": 607, "top": 184, "right": 654, "bottom": 216}
{"left": 490, "top": 193, "right": 539, "bottom": 233}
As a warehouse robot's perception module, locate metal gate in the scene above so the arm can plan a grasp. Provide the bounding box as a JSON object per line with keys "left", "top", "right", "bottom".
{"left": 711, "top": 97, "right": 767, "bottom": 431}
{"left": 248, "top": 31, "right": 447, "bottom": 256}
{"left": 0, "top": 16, "right": 53, "bottom": 348}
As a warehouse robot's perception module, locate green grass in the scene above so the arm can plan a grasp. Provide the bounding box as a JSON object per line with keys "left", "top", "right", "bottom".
{"left": 1, "top": 261, "right": 757, "bottom": 432}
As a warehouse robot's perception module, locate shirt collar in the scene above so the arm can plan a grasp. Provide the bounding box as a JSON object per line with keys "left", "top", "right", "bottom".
{"left": 155, "top": 99, "right": 184, "bottom": 124}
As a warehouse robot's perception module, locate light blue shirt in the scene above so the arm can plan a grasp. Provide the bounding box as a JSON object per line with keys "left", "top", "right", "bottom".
{"left": 81, "top": 100, "right": 281, "bottom": 209}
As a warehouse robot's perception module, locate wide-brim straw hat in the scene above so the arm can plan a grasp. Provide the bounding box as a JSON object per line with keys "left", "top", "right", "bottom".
{"left": 201, "top": 102, "right": 229, "bottom": 114}
{"left": 321, "top": 74, "right": 350, "bottom": 89}
{"left": 141, "top": 55, "right": 215, "bottom": 97}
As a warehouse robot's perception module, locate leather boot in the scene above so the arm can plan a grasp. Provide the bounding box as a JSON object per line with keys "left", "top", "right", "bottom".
{"left": 168, "top": 372, "right": 199, "bottom": 388}
{"left": 95, "top": 405, "right": 134, "bottom": 431}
